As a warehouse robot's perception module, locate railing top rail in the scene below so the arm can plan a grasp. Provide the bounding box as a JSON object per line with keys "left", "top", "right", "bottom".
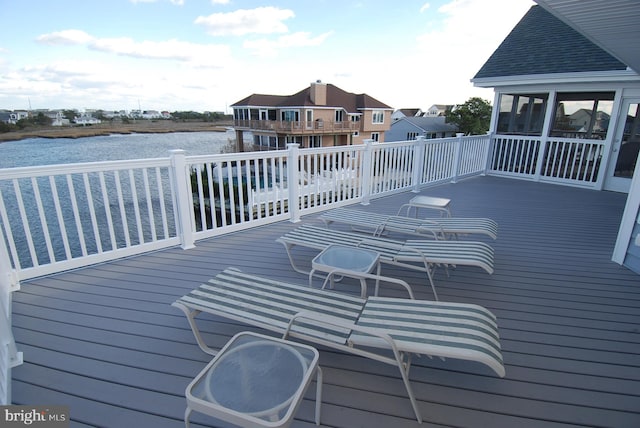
{"left": 0, "top": 157, "right": 171, "bottom": 180}
{"left": 186, "top": 149, "right": 289, "bottom": 165}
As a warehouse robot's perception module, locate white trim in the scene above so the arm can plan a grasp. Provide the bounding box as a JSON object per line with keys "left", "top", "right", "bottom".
{"left": 613, "top": 152, "right": 640, "bottom": 264}
{"left": 473, "top": 70, "right": 640, "bottom": 88}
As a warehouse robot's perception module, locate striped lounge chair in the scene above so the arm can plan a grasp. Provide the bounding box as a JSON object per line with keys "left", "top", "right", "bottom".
{"left": 320, "top": 207, "right": 498, "bottom": 240}
{"left": 276, "top": 224, "right": 495, "bottom": 300}
{"left": 172, "top": 267, "right": 505, "bottom": 424}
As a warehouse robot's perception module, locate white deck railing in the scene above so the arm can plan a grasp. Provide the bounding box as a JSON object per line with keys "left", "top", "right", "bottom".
{"left": 490, "top": 134, "right": 605, "bottom": 186}
{"left": 0, "top": 131, "right": 609, "bottom": 399}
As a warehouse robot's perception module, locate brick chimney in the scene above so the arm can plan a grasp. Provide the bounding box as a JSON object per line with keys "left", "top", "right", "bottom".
{"left": 310, "top": 80, "right": 326, "bottom": 106}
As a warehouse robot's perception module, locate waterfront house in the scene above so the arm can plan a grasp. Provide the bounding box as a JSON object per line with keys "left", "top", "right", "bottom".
{"left": 386, "top": 116, "right": 459, "bottom": 141}
{"left": 472, "top": 3, "right": 640, "bottom": 273}
{"left": 231, "top": 80, "right": 393, "bottom": 151}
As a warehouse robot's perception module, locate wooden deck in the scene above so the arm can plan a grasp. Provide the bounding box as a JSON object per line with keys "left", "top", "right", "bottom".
{"left": 10, "top": 176, "right": 640, "bottom": 428}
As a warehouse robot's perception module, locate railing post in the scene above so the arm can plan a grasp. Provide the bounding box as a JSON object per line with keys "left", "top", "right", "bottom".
{"left": 411, "top": 136, "right": 426, "bottom": 193}
{"left": 169, "top": 150, "right": 196, "bottom": 249}
{"left": 360, "top": 139, "right": 374, "bottom": 205}
{"left": 482, "top": 132, "right": 493, "bottom": 176}
{"left": 0, "top": 224, "right": 23, "bottom": 405}
{"left": 287, "top": 143, "right": 301, "bottom": 222}
{"left": 452, "top": 133, "right": 464, "bottom": 183}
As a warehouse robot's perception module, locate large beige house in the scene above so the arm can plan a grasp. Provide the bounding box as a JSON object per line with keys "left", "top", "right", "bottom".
{"left": 231, "top": 81, "right": 393, "bottom": 151}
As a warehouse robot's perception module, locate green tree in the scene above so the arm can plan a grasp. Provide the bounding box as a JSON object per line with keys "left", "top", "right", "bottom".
{"left": 445, "top": 97, "right": 492, "bottom": 135}
{"left": 62, "top": 109, "right": 77, "bottom": 121}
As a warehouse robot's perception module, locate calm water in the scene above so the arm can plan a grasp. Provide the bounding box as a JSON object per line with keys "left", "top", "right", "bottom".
{"left": 0, "top": 130, "right": 241, "bottom": 169}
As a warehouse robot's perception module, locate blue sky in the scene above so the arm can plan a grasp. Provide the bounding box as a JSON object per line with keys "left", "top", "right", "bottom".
{"left": 0, "top": 0, "right": 534, "bottom": 113}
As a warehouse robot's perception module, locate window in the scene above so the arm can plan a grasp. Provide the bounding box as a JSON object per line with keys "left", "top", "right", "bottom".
{"left": 496, "top": 93, "right": 548, "bottom": 135}
{"left": 309, "top": 136, "right": 322, "bottom": 148}
{"left": 335, "top": 110, "right": 344, "bottom": 122}
{"left": 371, "top": 132, "right": 380, "bottom": 142}
{"left": 350, "top": 114, "right": 361, "bottom": 122}
{"left": 372, "top": 111, "right": 384, "bottom": 124}
{"left": 281, "top": 110, "right": 299, "bottom": 122}
{"left": 407, "top": 132, "right": 418, "bottom": 140}
{"left": 306, "top": 110, "right": 313, "bottom": 122}
{"left": 550, "top": 92, "right": 614, "bottom": 139}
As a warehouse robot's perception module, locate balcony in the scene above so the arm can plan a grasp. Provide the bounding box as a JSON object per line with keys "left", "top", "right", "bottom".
{"left": 234, "top": 119, "right": 361, "bottom": 135}
{"left": 2, "top": 135, "right": 639, "bottom": 426}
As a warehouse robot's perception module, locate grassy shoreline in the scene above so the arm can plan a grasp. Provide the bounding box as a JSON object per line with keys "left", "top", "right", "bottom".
{"left": 0, "top": 120, "right": 233, "bottom": 142}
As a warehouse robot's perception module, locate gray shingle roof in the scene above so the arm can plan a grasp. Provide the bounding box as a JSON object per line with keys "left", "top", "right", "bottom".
{"left": 474, "top": 5, "right": 627, "bottom": 79}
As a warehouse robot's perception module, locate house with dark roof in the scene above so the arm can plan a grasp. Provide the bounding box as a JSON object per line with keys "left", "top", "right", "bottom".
{"left": 385, "top": 116, "right": 459, "bottom": 142}
{"left": 472, "top": 3, "right": 640, "bottom": 273}
{"left": 231, "top": 81, "right": 393, "bottom": 150}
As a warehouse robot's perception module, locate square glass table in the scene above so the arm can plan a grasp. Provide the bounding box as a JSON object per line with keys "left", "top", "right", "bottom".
{"left": 309, "top": 244, "right": 381, "bottom": 298}
{"left": 185, "top": 331, "right": 322, "bottom": 428}
{"left": 397, "top": 195, "right": 452, "bottom": 217}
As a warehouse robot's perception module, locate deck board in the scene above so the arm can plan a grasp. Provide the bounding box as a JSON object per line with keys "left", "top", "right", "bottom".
{"left": 11, "top": 176, "right": 640, "bottom": 427}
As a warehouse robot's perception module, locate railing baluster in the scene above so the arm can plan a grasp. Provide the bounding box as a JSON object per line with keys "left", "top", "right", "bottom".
{"left": 11, "top": 180, "right": 38, "bottom": 265}
{"left": 98, "top": 172, "right": 117, "bottom": 251}
{"left": 30, "top": 177, "right": 55, "bottom": 263}
{"left": 82, "top": 173, "right": 102, "bottom": 254}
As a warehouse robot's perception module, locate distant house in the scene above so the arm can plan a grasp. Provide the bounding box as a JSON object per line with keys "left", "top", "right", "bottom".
{"left": 74, "top": 114, "right": 101, "bottom": 126}
{"left": 424, "top": 104, "right": 452, "bottom": 117}
{"left": 231, "top": 81, "right": 393, "bottom": 150}
{"left": 142, "top": 110, "right": 162, "bottom": 120}
{"left": 471, "top": 3, "right": 640, "bottom": 272}
{"left": 391, "top": 108, "right": 423, "bottom": 121}
{"left": 385, "top": 116, "right": 459, "bottom": 142}
{"left": 45, "top": 111, "right": 70, "bottom": 126}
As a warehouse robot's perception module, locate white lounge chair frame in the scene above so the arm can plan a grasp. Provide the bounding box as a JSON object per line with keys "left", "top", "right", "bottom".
{"left": 172, "top": 267, "right": 505, "bottom": 424}
{"left": 320, "top": 207, "right": 498, "bottom": 240}
{"left": 276, "top": 224, "right": 495, "bottom": 301}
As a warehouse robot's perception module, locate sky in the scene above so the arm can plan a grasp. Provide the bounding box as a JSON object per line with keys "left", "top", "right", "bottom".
{"left": 0, "top": 0, "right": 534, "bottom": 114}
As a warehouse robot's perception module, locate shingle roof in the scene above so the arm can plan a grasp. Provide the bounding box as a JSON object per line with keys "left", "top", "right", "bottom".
{"left": 402, "top": 116, "right": 459, "bottom": 133}
{"left": 230, "top": 83, "right": 392, "bottom": 113}
{"left": 473, "top": 5, "right": 627, "bottom": 79}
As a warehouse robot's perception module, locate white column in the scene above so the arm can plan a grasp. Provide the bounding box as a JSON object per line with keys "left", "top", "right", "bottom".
{"left": 287, "top": 143, "right": 301, "bottom": 222}
{"left": 360, "top": 139, "right": 374, "bottom": 205}
{"left": 451, "top": 133, "right": 464, "bottom": 183}
{"left": 169, "top": 150, "right": 195, "bottom": 249}
{"left": 411, "top": 136, "right": 426, "bottom": 193}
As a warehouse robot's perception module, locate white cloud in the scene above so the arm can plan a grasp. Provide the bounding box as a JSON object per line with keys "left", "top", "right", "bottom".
{"left": 243, "top": 31, "right": 333, "bottom": 57}
{"left": 420, "top": 3, "right": 430, "bottom": 13}
{"left": 195, "top": 7, "right": 295, "bottom": 36}
{"left": 89, "top": 37, "right": 231, "bottom": 64}
{"left": 211, "top": 0, "right": 230, "bottom": 4}
{"left": 36, "top": 30, "right": 95, "bottom": 46}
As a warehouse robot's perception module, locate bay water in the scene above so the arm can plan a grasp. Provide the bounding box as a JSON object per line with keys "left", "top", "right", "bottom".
{"left": 0, "top": 129, "right": 240, "bottom": 169}
{"left": 0, "top": 130, "right": 245, "bottom": 269}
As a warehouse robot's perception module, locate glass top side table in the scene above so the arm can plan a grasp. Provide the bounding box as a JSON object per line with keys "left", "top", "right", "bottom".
{"left": 185, "top": 331, "right": 322, "bottom": 428}
{"left": 310, "top": 244, "right": 381, "bottom": 298}
{"left": 397, "top": 195, "right": 452, "bottom": 217}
